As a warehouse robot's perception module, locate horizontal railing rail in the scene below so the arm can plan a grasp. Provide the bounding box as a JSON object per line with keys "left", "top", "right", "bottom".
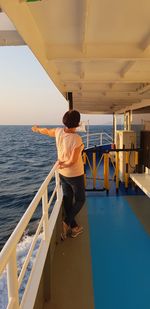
{"left": 0, "top": 162, "right": 62, "bottom": 309}
{"left": 82, "top": 132, "right": 113, "bottom": 148}
{"left": 102, "top": 147, "right": 141, "bottom": 153}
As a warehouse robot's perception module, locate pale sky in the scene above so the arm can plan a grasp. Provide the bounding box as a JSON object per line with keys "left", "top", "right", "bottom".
{"left": 0, "top": 46, "right": 113, "bottom": 125}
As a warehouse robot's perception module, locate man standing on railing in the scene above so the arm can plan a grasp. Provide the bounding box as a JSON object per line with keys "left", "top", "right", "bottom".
{"left": 32, "top": 110, "right": 85, "bottom": 240}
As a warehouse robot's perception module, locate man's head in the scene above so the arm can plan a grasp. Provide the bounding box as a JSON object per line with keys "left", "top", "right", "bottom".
{"left": 63, "top": 110, "right": 80, "bottom": 128}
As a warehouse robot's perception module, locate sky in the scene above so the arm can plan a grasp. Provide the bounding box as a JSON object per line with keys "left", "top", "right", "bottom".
{"left": 0, "top": 46, "right": 113, "bottom": 126}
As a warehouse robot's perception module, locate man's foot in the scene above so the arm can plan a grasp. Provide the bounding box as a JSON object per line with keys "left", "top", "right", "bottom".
{"left": 61, "top": 221, "right": 70, "bottom": 241}
{"left": 71, "top": 226, "right": 83, "bottom": 238}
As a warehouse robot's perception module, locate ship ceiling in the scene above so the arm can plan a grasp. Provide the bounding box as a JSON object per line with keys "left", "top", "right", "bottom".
{"left": 0, "top": 0, "right": 150, "bottom": 114}
{"left": 0, "top": 12, "right": 25, "bottom": 45}
{"left": 133, "top": 106, "right": 150, "bottom": 114}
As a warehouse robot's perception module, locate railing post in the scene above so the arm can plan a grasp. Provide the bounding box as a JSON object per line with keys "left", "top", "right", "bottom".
{"left": 92, "top": 151, "right": 97, "bottom": 189}
{"left": 100, "top": 133, "right": 102, "bottom": 145}
{"left": 83, "top": 152, "right": 87, "bottom": 188}
{"left": 42, "top": 188, "right": 49, "bottom": 242}
{"left": 113, "top": 113, "right": 117, "bottom": 144}
{"left": 55, "top": 171, "right": 61, "bottom": 202}
{"left": 104, "top": 152, "right": 109, "bottom": 194}
{"left": 7, "top": 249, "right": 19, "bottom": 309}
{"left": 87, "top": 132, "right": 89, "bottom": 148}
{"left": 86, "top": 120, "right": 90, "bottom": 148}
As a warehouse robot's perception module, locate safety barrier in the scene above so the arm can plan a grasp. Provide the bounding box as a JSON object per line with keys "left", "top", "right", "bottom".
{"left": 82, "top": 132, "right": 113, "bottom": 148}
{"left": 83, "top": 147, "right": 140, "bottom": 193}
{"left": 0, "top": 163, "right": 62, "bottom": 309}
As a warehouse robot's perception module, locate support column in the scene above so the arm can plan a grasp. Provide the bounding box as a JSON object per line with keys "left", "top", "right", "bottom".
{"left": 129, "top": 110, "right": 132, "bottom": 130}
{"left": 66, "top": 92, "right": 73, "bottom": 110}
{"left": 124, "top": 110, "right": 132, "bottom": 131}
{"left": 124, "top": 112, "right": 127, "bottom": 130}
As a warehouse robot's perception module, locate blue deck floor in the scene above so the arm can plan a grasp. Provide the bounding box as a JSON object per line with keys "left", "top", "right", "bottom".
{"left": 87, "top": 195, "right": 150, "bottom": 309}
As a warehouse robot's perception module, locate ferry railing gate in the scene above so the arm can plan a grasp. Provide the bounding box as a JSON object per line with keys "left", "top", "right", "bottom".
{"left": 0, "top": 163, "right": 62, "bottom": 309}
{"left": 104, "top": 152, "right": 109, "bottom": 194}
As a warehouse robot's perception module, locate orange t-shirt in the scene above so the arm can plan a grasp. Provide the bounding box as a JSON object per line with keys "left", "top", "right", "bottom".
{"left": 55, "top": 128, "right": 84, "bottom": 177}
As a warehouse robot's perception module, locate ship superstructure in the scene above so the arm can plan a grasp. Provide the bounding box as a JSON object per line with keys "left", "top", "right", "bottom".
{"left": 0, "top": 2, "right": 150, "bottom": 309}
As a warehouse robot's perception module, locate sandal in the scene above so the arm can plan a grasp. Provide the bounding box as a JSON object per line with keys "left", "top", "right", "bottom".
{"left": 71, "top": 226, "right": 83, "bottom": 238}
{"left": 61, "top": 221, "right": 70, "bottom": 241}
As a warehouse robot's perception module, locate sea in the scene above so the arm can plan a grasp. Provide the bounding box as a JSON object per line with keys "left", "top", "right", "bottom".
{"left": 0, "top": 124, "right": 142, "bottom": 307}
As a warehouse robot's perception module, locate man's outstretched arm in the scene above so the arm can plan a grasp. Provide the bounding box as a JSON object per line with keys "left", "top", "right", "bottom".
{"left": 32, "top": 126, "right": 56, "bottom": 137}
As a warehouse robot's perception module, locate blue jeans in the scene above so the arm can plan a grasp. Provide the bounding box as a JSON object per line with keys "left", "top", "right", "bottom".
{"left": 59, "top": 174, "right": 85, "bottom": 228}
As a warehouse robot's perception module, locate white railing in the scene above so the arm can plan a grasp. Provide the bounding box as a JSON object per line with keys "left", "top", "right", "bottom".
{"left": 0, "top": 162, "right": 62, "bottom": 309}
{"left": 82, "top": 132, "right": 113, "bottom": 148}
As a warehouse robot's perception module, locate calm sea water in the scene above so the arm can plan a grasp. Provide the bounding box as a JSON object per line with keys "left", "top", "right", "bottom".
{"left": 0, "top": 124, "right": 142, "bottom": 250}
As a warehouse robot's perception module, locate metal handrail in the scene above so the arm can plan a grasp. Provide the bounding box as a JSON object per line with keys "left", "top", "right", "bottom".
{"left": 83, "top": 147, "right": 140, "bottom": 192}
{"left": 0, "top": 162, "right": 62, "bottom": 309}
{"left": 82, "top": 132, "right": 112, "bottom": 148}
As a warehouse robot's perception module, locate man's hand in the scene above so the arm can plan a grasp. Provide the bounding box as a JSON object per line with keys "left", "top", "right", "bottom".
{"left": 58, "top": 160, "right": 69, "bottom": 169}
{"left": 32, "top": 126, "right": 39, "bottom": 133}
{"left": 32, "top": 126, "right": 55, "bottom": 137}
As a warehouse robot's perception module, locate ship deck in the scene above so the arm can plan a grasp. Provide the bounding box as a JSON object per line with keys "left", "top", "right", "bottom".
{"left": 43, "top": 191, "right": 150, "bottom": 309}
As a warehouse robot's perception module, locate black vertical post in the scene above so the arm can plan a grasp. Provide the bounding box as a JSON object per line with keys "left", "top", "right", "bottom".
{"left": 66, "top": 92, "right": 73, "bottom": 110}
{"left": 113, "top": 113, "right": 115, "bottom": 144}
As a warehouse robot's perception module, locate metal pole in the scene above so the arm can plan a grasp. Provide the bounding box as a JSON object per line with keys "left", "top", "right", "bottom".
{"left": 127, "top": 112, "right": 130, "bottom": 130}
{"left": 92, "top": 151, "right": 97, "bottom": 189}
{"left": 104, "top": 153, "right": 109, "bottom": 193}
{"left": 115, "top": 151, "right": 119, "bottom": 193}
{"left": 129, "top": 110, "right": 132, "bottom": 130}
{"left": 83, "top": 152, "right": 87, "bottom": 187}
{"left": 100, "top": 133, "right": 102, "bottom": 145}
{"left": 66, "top": 92, "right": 73, "bottom": 110}
{"left": 113, "top": 113, "right": 116, "bottom": 144}
{"left": 124, "top": 112, "right": 127, "bottom": 130}
{"left": 87, "top": 120, "right": 89, "bottom": 148}
{"left": 125, "top": 151, "right": 129, "bottom": 189}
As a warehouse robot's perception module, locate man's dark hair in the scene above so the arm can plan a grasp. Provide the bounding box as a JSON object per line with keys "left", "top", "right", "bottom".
{"left": 63, "top": 110, "right": 80, "bottom": 128}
